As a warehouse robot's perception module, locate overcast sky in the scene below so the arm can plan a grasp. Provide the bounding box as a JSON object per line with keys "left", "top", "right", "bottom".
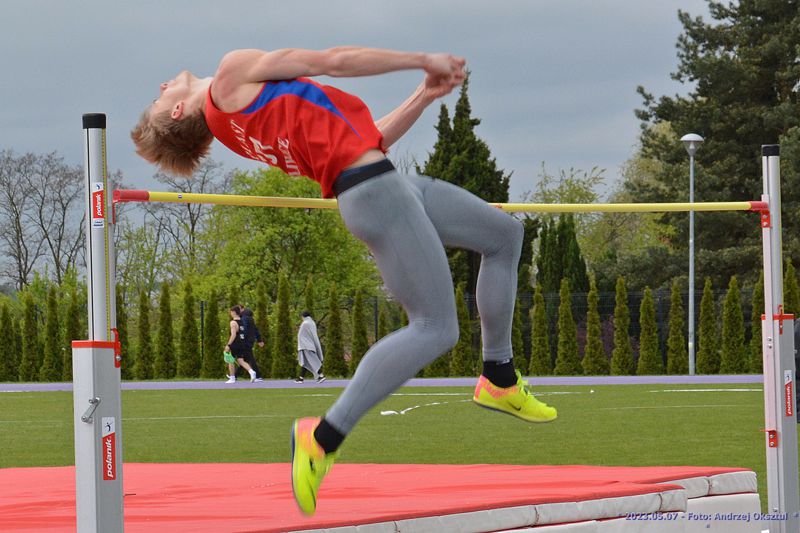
{"left": 1, "top": 0, "right": 710, "bottom": 201}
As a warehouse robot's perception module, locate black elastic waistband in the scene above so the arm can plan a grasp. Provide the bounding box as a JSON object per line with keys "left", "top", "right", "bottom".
{"left": 333, "top": 159, "right": 395, "bottom": 197}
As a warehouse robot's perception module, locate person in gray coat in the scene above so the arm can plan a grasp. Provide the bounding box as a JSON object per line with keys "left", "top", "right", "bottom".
{"left": 296, "top": 311, "right": 325, "bottom": 383}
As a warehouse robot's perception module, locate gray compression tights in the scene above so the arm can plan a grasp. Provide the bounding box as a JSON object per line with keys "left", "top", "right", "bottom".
{"left": 327, "top": 171, "right": 523, "bottom": 435}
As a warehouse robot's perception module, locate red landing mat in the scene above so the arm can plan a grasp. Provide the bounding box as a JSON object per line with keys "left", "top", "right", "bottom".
{"left": 0, "top": 463, "right": 751, "bottom": 532}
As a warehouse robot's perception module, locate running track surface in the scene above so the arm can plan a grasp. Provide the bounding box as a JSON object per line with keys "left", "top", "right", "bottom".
{"left": 0, "top": 374, "right": 764, "bottom": 392}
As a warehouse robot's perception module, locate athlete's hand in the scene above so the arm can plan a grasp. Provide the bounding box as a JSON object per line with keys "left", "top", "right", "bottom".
{"left": 422, "top": 73, "right": 460, "bottom": 99}
{"left": 422, "top": 53, "right": 465, "bottom": 100}
{"left": 424, "top": 53, "right": 466, "bottom": 79}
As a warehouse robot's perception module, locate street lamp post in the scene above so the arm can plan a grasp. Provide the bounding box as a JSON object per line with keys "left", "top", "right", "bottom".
{"left": 681, "top": 133, "right": 704, "bottom": 375}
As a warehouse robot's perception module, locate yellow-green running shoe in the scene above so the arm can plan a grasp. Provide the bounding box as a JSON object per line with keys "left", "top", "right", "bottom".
{"left": 473, "top": 371, "right": 558, "bottom": 423}
{"left": 291, "top": 417, "right": 336, "bottom": 516}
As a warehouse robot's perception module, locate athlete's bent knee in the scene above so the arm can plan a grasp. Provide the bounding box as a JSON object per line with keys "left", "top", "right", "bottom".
{"left": 411, "top": 317, "right": 459, "bottom": 360}
{"left": 438, "top": 319, "right": 460, "bottom": 353}
{"left": 490, "top": 216, "right": 523, "bottom": 256}
{"left": 506, "top": 217, "right": 524, "bottom": 248}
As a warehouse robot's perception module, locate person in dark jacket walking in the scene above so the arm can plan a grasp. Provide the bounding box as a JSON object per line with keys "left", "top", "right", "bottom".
{"left": 224, "top": 306, "right": 257, "bottom": 384}
{"left": 240, "top": 306, "right": 265, "bottom": 381}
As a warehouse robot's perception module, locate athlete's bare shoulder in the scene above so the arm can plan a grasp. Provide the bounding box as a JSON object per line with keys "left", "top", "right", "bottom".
{"left": 210, "top": 49, "right": 266, "bottom": 113}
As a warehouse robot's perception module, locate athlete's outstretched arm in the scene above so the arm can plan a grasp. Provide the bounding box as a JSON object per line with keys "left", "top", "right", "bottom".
{"left": 375, "top": 71, "right": 465, "bottom": 149}
{"left": 214, "top": 47, "right": 464, "bottom": 86}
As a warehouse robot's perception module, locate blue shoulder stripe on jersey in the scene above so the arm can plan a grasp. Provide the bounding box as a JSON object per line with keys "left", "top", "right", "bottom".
{"left": 242, "top": 80, "right": 361, "bottom": 138}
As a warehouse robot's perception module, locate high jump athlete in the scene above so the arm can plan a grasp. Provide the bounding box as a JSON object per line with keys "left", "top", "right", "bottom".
{"left": 131, "top": 46, "right": 557, "bottom": 516}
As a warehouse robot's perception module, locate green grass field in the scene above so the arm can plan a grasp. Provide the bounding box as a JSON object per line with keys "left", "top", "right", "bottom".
{"left": 0, "top": 383, "right": 774, "bottom": 508}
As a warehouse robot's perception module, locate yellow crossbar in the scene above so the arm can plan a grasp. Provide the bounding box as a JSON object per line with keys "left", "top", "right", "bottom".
{"left": 497, "top": 201, "right": 761, "bottom": 213}
{"left": 150, "top": 191, "right": 338, "bottom": 209}
{"left": 113, "top": 190, "right": 766, "bottom": 214}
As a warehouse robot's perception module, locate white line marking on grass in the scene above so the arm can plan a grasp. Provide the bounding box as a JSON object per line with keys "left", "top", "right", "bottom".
{"left": 597, "top": 404, "right": 742, "bottom": 411}
{"left": 381, "top": 399, "right": 472, "bottom": 416}
{"left": 650, "top": 388, "right": 762, "bottom": 393}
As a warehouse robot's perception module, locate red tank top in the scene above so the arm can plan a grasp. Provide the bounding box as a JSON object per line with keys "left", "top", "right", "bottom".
{"left": 204, "top": 78, "right": 384, "bottom": 198}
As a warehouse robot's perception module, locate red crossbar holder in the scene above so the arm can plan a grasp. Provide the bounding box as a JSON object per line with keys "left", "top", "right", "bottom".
{"left": 110, "top": 190, "right": 151, "bottom": 224}
{"left": 111, "top": 328, "right": 122, "bottom": 368}
{"left": 761, "top": 306, "right": 794, "bottom": 334}
{"left": 71, "top": 335, "right": 121, "bottom": 369}
{"left": 749, "top": 200, "right": 770, "bottom": 227}
{"left": 72, "top": 340, "right": 116, "bottom": 349}
{"left": 774, "top": 305, "right": 794, "bottom": 334}
{"left": 761, "top": 429, "right": 779, "bottom": 448}
{"left": 113, "top": 189, "right": 150, "bottom": 203}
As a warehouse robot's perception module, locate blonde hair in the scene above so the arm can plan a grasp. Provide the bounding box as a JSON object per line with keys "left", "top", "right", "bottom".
{"left": 130, "top": 105, "right": 214, "bottom": 176}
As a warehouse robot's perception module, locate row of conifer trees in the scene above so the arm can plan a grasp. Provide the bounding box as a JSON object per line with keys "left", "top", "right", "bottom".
{"left": 0, "top": 266, "right": 773, "bottom": 382}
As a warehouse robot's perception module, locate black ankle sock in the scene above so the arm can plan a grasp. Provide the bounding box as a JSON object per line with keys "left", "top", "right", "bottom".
{"left": 482, "top": 358, "right": 516, "bottom": 388}
{"left": 314, "top": 417, "right": 345, "bottom": 454}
